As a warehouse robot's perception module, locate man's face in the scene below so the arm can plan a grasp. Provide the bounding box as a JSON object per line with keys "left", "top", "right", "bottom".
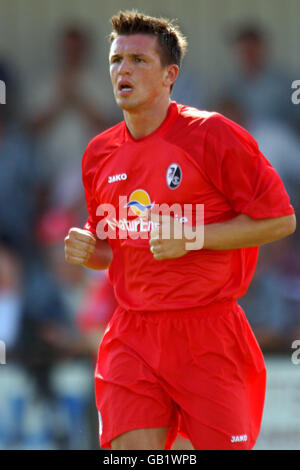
{"left": 109, "top": 34, "right": 171, "bottom": 111}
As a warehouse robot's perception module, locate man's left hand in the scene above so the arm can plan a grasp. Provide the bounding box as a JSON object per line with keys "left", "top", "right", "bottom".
{"left": 148, "top": 213, "right": 188, "bottom": 261}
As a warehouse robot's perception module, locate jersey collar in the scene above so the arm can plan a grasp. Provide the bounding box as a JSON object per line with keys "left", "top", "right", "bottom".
{"left": 124, "top": 101, "right": 179, "bottom": 143}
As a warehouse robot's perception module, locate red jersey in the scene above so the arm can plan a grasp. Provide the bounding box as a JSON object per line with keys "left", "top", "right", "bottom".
{"left": 82, "top": 101, "right": 294, "bottom": 312}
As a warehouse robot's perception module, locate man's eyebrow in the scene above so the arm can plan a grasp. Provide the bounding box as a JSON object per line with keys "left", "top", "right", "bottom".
{"left": 110, "top": 52, "right": 148, "bottom": 59}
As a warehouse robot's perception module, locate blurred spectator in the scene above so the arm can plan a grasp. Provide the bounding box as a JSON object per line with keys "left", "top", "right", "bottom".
{"left": 172, "top": 69, "right": 209, "bottom": 109}
{"left": 0, "top": 235, "right": 69, "bottom": 448}
{"left": 215, "top": 98, "right": 300, "bottom": 201}
{"left": 239, "top": 236, "right": 300, "bottom": 352}
{"left": 0, "top": 238, "right": 23, "bottom": 357}
{"left": 0, "top": 62, "right": 36, "bottom": 255}
{"left": 25, "top": 26, "right": 115, "bottom": 212}
{"left": 0, "top": 60, "right": 18, "bottom": 118}
{"left": 0, "top": 220, "right": 96, "bottom": 449}
{"left": 0, "top": 209, "right": 90, "bottom": 400}
{"left": 223, "top": 25, "right": 296, "bottom": 127}
{"left": 20, "top": 259, "right": 72, "bottom": 398}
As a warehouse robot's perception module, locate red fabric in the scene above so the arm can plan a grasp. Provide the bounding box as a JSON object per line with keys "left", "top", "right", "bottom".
{"left": 95, "top": 300, "right": 266, "bottom": 449}
{"left": 77, "top": 272, "right": 117, "bottom": 332}
{"left": 82, "top": 102, "right": 294, "bottom": 312}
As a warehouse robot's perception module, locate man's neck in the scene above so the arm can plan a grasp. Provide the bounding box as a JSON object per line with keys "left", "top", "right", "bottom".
{"left": 123, "top": 96, "right": 171, "bottom": 140}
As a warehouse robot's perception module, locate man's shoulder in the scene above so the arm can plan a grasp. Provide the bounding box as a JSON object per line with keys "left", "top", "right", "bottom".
{"left": 174, "top": 103, "right": 229, "bottom": 131}
{"left": 169, "top": 104, "right": 257, "bottom": 157}
{"left": 82, "top": 121, "right": 125, "bottom": 169}
{"left": 87, "top": 121, "right": 125, "bottom": 153}
{"left": 177, "top": 103, "right": 216, "bottom": 121}
{"left": 177, "top": 104, "right": 233, "bottom": 126}
{"left": 172, "top": 103, "right": 243, "bottom": 138}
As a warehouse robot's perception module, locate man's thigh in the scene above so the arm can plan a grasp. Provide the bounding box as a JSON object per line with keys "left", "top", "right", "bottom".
{"left": 171, "top": 434, "right": 195, "bottom": 450}
{"left": 96, "top": 372, "right": 179, "bottom": 449}
{"left": 111, "top": 426, "right": 170, "bottom": 450}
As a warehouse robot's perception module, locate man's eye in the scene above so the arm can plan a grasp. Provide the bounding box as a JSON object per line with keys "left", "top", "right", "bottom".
{"left": 135, "top": 57, "right": 144, "bottom": 63}
{"left": 111, "top": 57, "right": 121, "bottom": 64}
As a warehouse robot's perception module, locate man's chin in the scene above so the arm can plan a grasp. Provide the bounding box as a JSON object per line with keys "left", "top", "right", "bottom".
{"left": 115, "top": 96, "right": 141, "bottom": 111}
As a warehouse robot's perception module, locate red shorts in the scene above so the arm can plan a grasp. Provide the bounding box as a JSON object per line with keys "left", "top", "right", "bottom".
{"left": 94, "top": 300, "right": 266, "bottom": 450}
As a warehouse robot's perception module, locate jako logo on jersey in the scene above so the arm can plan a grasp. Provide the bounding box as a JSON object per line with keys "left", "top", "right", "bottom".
{"left": 125, "top": 189, "right": 155, "bottom": 217}
{"left": 231, "top": 434, "right": 248, "bottom": 443}
{"left": 166, "top": 163, "right": 182, "bottom": 189}
{"left": 108, "top": 173, "right": 127, "bottom": 183}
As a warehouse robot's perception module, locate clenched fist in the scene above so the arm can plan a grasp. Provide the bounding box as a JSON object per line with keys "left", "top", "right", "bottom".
{"left": 64, "top": 228, "right": 96, "bottom": 265}
{"left": 65, "top": 228, "right": 113, "bottom": 270}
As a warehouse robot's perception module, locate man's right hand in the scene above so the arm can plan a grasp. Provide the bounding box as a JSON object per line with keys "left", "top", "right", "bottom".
{"left": 64, "top": 228, "right": 96, "bottom": 266}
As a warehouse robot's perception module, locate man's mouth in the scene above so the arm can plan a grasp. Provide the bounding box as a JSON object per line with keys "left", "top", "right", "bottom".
{"left": 118, "top": 82, "right": 134, "bottom": 96}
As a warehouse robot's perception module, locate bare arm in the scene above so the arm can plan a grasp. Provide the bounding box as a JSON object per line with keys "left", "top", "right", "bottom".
{"left": 202, "top": 213, "right": 297, "bottom": 250}
{"left": 148, "top": 213, "right": 296, "bottom": 260}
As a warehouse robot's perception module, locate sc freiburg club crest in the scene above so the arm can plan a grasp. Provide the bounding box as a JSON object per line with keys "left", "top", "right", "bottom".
{"left": 166, "top": 163, "right": 182, "bottom": 189}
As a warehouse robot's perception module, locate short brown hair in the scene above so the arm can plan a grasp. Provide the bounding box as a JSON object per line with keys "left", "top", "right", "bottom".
{"left": 109, "top": 10, "right": 188, "bottom": 69}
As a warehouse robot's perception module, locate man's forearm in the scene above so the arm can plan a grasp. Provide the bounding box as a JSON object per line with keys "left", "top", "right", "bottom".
{"left": 83, "top": 239, "right": 113, "bottom": 270}
{"left": 201, "top": 213, "right": 296, "bottom": 250}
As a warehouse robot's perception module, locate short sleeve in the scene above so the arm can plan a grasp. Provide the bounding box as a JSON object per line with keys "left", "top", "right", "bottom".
{"left": 203, "top": 114, "right": 295, "bottom": 219}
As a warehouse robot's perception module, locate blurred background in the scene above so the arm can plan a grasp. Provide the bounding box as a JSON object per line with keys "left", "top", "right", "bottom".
{"left": 0, "top": 0, "right": 300, "bottom": 450}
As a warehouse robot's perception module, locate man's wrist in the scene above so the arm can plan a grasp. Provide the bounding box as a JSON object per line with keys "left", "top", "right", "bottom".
{"left": 183, "top": 224, "right": 204, "bottom": 251}
{"left": 83, "top": 238, "right": 113, "bottom": 270}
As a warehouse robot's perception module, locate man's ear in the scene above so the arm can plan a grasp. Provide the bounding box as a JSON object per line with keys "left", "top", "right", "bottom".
{"left": 163, "top": 64, "right": 179, "bottom": 89}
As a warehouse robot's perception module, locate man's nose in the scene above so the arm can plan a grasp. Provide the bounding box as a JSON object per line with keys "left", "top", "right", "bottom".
{"left": 118, "top": 58, "right": 132, "bottom": 75}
